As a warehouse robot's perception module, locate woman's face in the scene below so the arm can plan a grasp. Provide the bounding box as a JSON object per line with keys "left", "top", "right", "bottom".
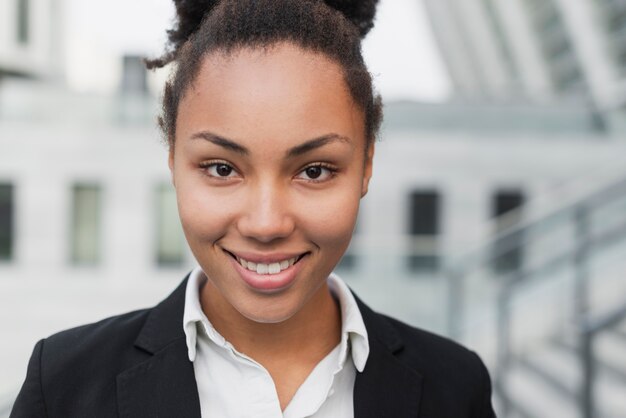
{"left": 170, "top": 42, "right": 374, "bottom": 324}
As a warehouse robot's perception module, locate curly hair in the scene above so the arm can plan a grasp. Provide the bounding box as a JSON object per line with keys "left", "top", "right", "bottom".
{"left": 147, "top": 0, "right": 382, "bottom": 149}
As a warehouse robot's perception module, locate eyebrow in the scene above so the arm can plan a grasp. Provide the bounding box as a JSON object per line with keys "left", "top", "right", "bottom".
{"left": 190, "top": 131, "right": 249, "bottom": 155}
{"left": 190, "top": 131, "right": 351, "bottom": 158}
{"left": 286, "top": 134, "right": 351, "bottom": 158}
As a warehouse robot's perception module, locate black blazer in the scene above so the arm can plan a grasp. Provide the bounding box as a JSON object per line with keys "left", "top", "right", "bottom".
{"left": 11, "top": 275, "right": 496, "bottom": 418}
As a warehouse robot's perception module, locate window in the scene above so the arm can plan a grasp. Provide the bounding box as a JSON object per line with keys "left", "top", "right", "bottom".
{"left": 16, "top": 0, "right": 30, "bottom": 45}
{"left": 407, "top": 190, "right": 440, "bottom": 272}
{"left": 523, "top": 0, "right": 586, "bottom": 94}
{"left": 491, "top": 190, "right": 525, "bottom": 274}
{"left": 70, "top": 184, "right": 102, "bottom": 265}
{"left": 120, "top": 55, "right": 149, "bottom": 95}
{"left": 155, "top": 183, "right": 185, "bottom": 266}
{"left": 593, "top": 0, "right": 626, "bottom": 76}
{"left": 0, "top": 184, "right": 14, "bottom": 261}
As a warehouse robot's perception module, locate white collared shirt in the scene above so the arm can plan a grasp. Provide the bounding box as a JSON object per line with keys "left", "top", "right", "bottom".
{"left": 183, "top": 266, "right": 369, "bottom": 418}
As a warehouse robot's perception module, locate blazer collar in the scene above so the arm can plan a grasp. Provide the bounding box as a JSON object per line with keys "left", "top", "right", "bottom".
{"left": 117, "top": 274, "right": 202, "bottom": 418}
{"left": 353, "top": 292, "right": 424, "bottom": 418}
{"left": 116, "top": 275, "right": 423, "bottom": 418}
{"left": 134, "top": 274, "right": 191, "bottom": 354}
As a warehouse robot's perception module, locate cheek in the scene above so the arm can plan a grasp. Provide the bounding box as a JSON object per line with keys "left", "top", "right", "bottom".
{"left": 175, "top": 178, "right": 233, "bottom": 243}
{"left": 295, "top": 183, "right": 361, "bottom": 250}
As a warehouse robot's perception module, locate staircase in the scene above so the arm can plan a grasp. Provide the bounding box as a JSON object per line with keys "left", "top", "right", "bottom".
{"left": 448, "top": 175, "right": 626, "bottom": 418}
{"left": 506, "top": 326, "right": 626, "bottom": 418}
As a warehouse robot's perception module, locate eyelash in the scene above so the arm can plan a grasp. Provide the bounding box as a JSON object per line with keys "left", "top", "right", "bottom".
{"left": 199, "top": 160, "right": 239, "bottom": 180}
{"left": 198, "top": 160, "right": 338, "bottom": 183}
{"left": 296, "top": 163, "right": 338, "bottom": 183}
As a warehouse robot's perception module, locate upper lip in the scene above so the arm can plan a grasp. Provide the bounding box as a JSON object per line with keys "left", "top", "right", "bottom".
{"left": 224, "top": 249, "right": 308, "bottom": 264}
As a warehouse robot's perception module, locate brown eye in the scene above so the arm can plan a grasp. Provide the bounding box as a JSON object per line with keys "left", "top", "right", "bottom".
{"left": 205, "top": 162, "right": 238, "bottom": 179}
{"left": 305, "top": 166, "right": 322, "bottom": 179}
{"left": 296, "top": 164, "right": 336, "bottom": 182}
{"left": 216, "top": 164, "right": 233, "bottom": 177}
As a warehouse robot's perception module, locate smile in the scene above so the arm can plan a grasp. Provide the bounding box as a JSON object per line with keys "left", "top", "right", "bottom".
{"left": 236, "top": 256, "right": 298, "bottom": 275}
{"left": 224, "top": 250, "right": 308, "bottom": 275}
{"left": 224, "top": 250, "right": 309, "bottom": 292}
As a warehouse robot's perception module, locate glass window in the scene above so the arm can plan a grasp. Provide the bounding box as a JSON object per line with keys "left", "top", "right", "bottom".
{"left": 593, "top": 0, "right": 626, "bottom": 76}
{"left": 0, "top": 184, "right": 14, "bottom": 261}
{"left": 491, "top": 190, "right": 525, "bottom": 274}
{"left": 155, "top": 183, "right": 185, "bottom": 266}
{"left": 524, "top": 0, "right": 586, "bottom": 94}
{"left": 17, "top": 0, "right": 30, "bottom": 45}
{"left": 407, "top": 190, "right": 440, "bottom": 272}
{"left": 70, "top": 184, "right": 101, "bottom": 265}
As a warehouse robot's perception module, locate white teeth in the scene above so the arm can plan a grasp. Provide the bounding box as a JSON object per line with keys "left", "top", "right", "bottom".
{"left": 268, "top": 263, "right": 280, "bottom": 274}
{"left": 236, "top": 256, "right": 301, "bottom": 275}
{"left": 256, "top": 263, "right": 268, "bottom": 274}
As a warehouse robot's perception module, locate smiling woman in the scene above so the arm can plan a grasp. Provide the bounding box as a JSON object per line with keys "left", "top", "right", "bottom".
{"left": 11, "top": 1, "right": 495, "bottom": 417}
{"left": 173, "top": 45, "right": 370, "bottom": 328}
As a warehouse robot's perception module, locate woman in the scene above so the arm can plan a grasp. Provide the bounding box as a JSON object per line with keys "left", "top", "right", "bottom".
{"left": 11, "top": 1, "right": 496, "bottom": 417}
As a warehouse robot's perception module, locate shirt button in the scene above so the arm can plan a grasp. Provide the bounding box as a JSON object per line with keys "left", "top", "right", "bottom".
{"left": 329, "top": 388, "right": 335, "bottom": 397}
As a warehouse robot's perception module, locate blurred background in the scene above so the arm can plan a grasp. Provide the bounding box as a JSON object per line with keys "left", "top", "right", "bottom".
{"left": 1, "top": 0, "right": 626, "bottom": 416}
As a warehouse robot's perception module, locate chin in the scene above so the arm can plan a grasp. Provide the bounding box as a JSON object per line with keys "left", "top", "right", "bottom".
{"left": 236, "top": 304, "right": 300, "bottom": 324}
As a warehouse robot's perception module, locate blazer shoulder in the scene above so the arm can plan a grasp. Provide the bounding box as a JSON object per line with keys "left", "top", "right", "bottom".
{"left": 381, "top": 315, "right": 490, "bottom": 389}
{"left": 41, "top": 308, "right": 152, "bottom": 380}
{"left": 383, "top": 314, "right": 478, "bottom": 360}
{"left": 46, "top": 308, "right": 150, "bottom": 353}
{"left": 373, "top": 313, "right": 495, "bottom": 416}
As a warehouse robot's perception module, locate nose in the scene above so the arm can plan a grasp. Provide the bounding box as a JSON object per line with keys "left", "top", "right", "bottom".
{"left": 236, "top": 182, "right": 295, "bottom": 243}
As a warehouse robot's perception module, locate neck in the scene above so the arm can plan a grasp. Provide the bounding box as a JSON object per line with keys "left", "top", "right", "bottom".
{"left": 200, "top": 280, "right": 342, "bottom": 366}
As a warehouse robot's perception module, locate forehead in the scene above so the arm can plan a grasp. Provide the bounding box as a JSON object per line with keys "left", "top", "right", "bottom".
{"left": 176, "top": 42, "right": 365, "bottom": 147}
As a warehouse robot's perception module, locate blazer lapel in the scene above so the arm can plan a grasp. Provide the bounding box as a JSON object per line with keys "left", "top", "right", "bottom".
{"left": 116, "top": 276, "right": 202, "bottom": 418}
{"left": 353, "top": 295, "right": 423, "bottom": 418}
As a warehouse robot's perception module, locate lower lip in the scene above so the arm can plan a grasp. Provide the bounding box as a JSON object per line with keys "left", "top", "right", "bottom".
{"left": 228, "top": 254, "right": 305, "bottom": 293}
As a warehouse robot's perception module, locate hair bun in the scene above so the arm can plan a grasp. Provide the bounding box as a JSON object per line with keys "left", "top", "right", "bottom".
{"left": 170, "top": 0, "right": 220, "bottom": 49}
{"left": 323, "top": 0, "right": 380, "bottom": 38}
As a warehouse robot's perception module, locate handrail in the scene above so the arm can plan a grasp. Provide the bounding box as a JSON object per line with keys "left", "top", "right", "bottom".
{"left": 445, "top": 171, "right": 626, "bottom": 418}
{"left": 448, "top": 174, "right": 626, "bottom": 275}
{"left": 582, "top": 303, "right": 626, "bottom": 336}
{"left": 578, "top": 301, "right": 626, "bottom": 418}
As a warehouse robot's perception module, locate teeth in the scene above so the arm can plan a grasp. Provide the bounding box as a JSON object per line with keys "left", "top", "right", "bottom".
{"left": 268, "top": 263, "right": 280, "bottom": 274}
{"left": 256, "top": 263, "right": 269, "bottom": 274}
{"left": 236, "top": 256, "right": 299, "bottom": 275}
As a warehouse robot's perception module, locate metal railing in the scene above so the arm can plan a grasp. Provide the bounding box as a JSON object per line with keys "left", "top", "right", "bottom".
{"left": 446, "top": 174, "right": 626, "bottom": 418}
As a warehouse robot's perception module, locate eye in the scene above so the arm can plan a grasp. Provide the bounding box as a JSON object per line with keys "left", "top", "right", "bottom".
{"left": 202, "top": 162, "right": 239, "bottom": 179}
{"left": 296, "top": 164, "right": 336, "bottom": 182}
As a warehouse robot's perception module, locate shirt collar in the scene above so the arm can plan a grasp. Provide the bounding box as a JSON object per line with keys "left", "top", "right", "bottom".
{"left": 327, "top": 272, "right": 370, "bottom": 372}
{"left": 182, "top": 266, "right": 208, "bottom": 362}
{"left": 182, "top": 266, "right": 370, "bottom": 371}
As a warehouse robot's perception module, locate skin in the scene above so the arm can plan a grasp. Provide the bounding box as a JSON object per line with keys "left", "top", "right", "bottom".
{"left": 169, "top": 42, "right": 374, "bottom": 410}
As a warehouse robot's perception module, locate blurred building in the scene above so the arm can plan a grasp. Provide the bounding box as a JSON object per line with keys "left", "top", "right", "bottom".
{"left": 0, "top": 0, "right": 64, "bottom": 79}
{"left": 1, "top": 1, "right": 626, "bottom": 417}
{"left": 421, "top": 1, "right": 626, "bottom": 416}
{"left": 424, "top": 0, "right": 626, "bottom": 131}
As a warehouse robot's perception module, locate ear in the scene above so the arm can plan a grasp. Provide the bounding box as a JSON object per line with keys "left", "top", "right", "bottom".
{"left": 168, "top": 146, "right": 176, "bottom": 187}
{"left": 361, "top": 143, "right": 375, "bottom": 197}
